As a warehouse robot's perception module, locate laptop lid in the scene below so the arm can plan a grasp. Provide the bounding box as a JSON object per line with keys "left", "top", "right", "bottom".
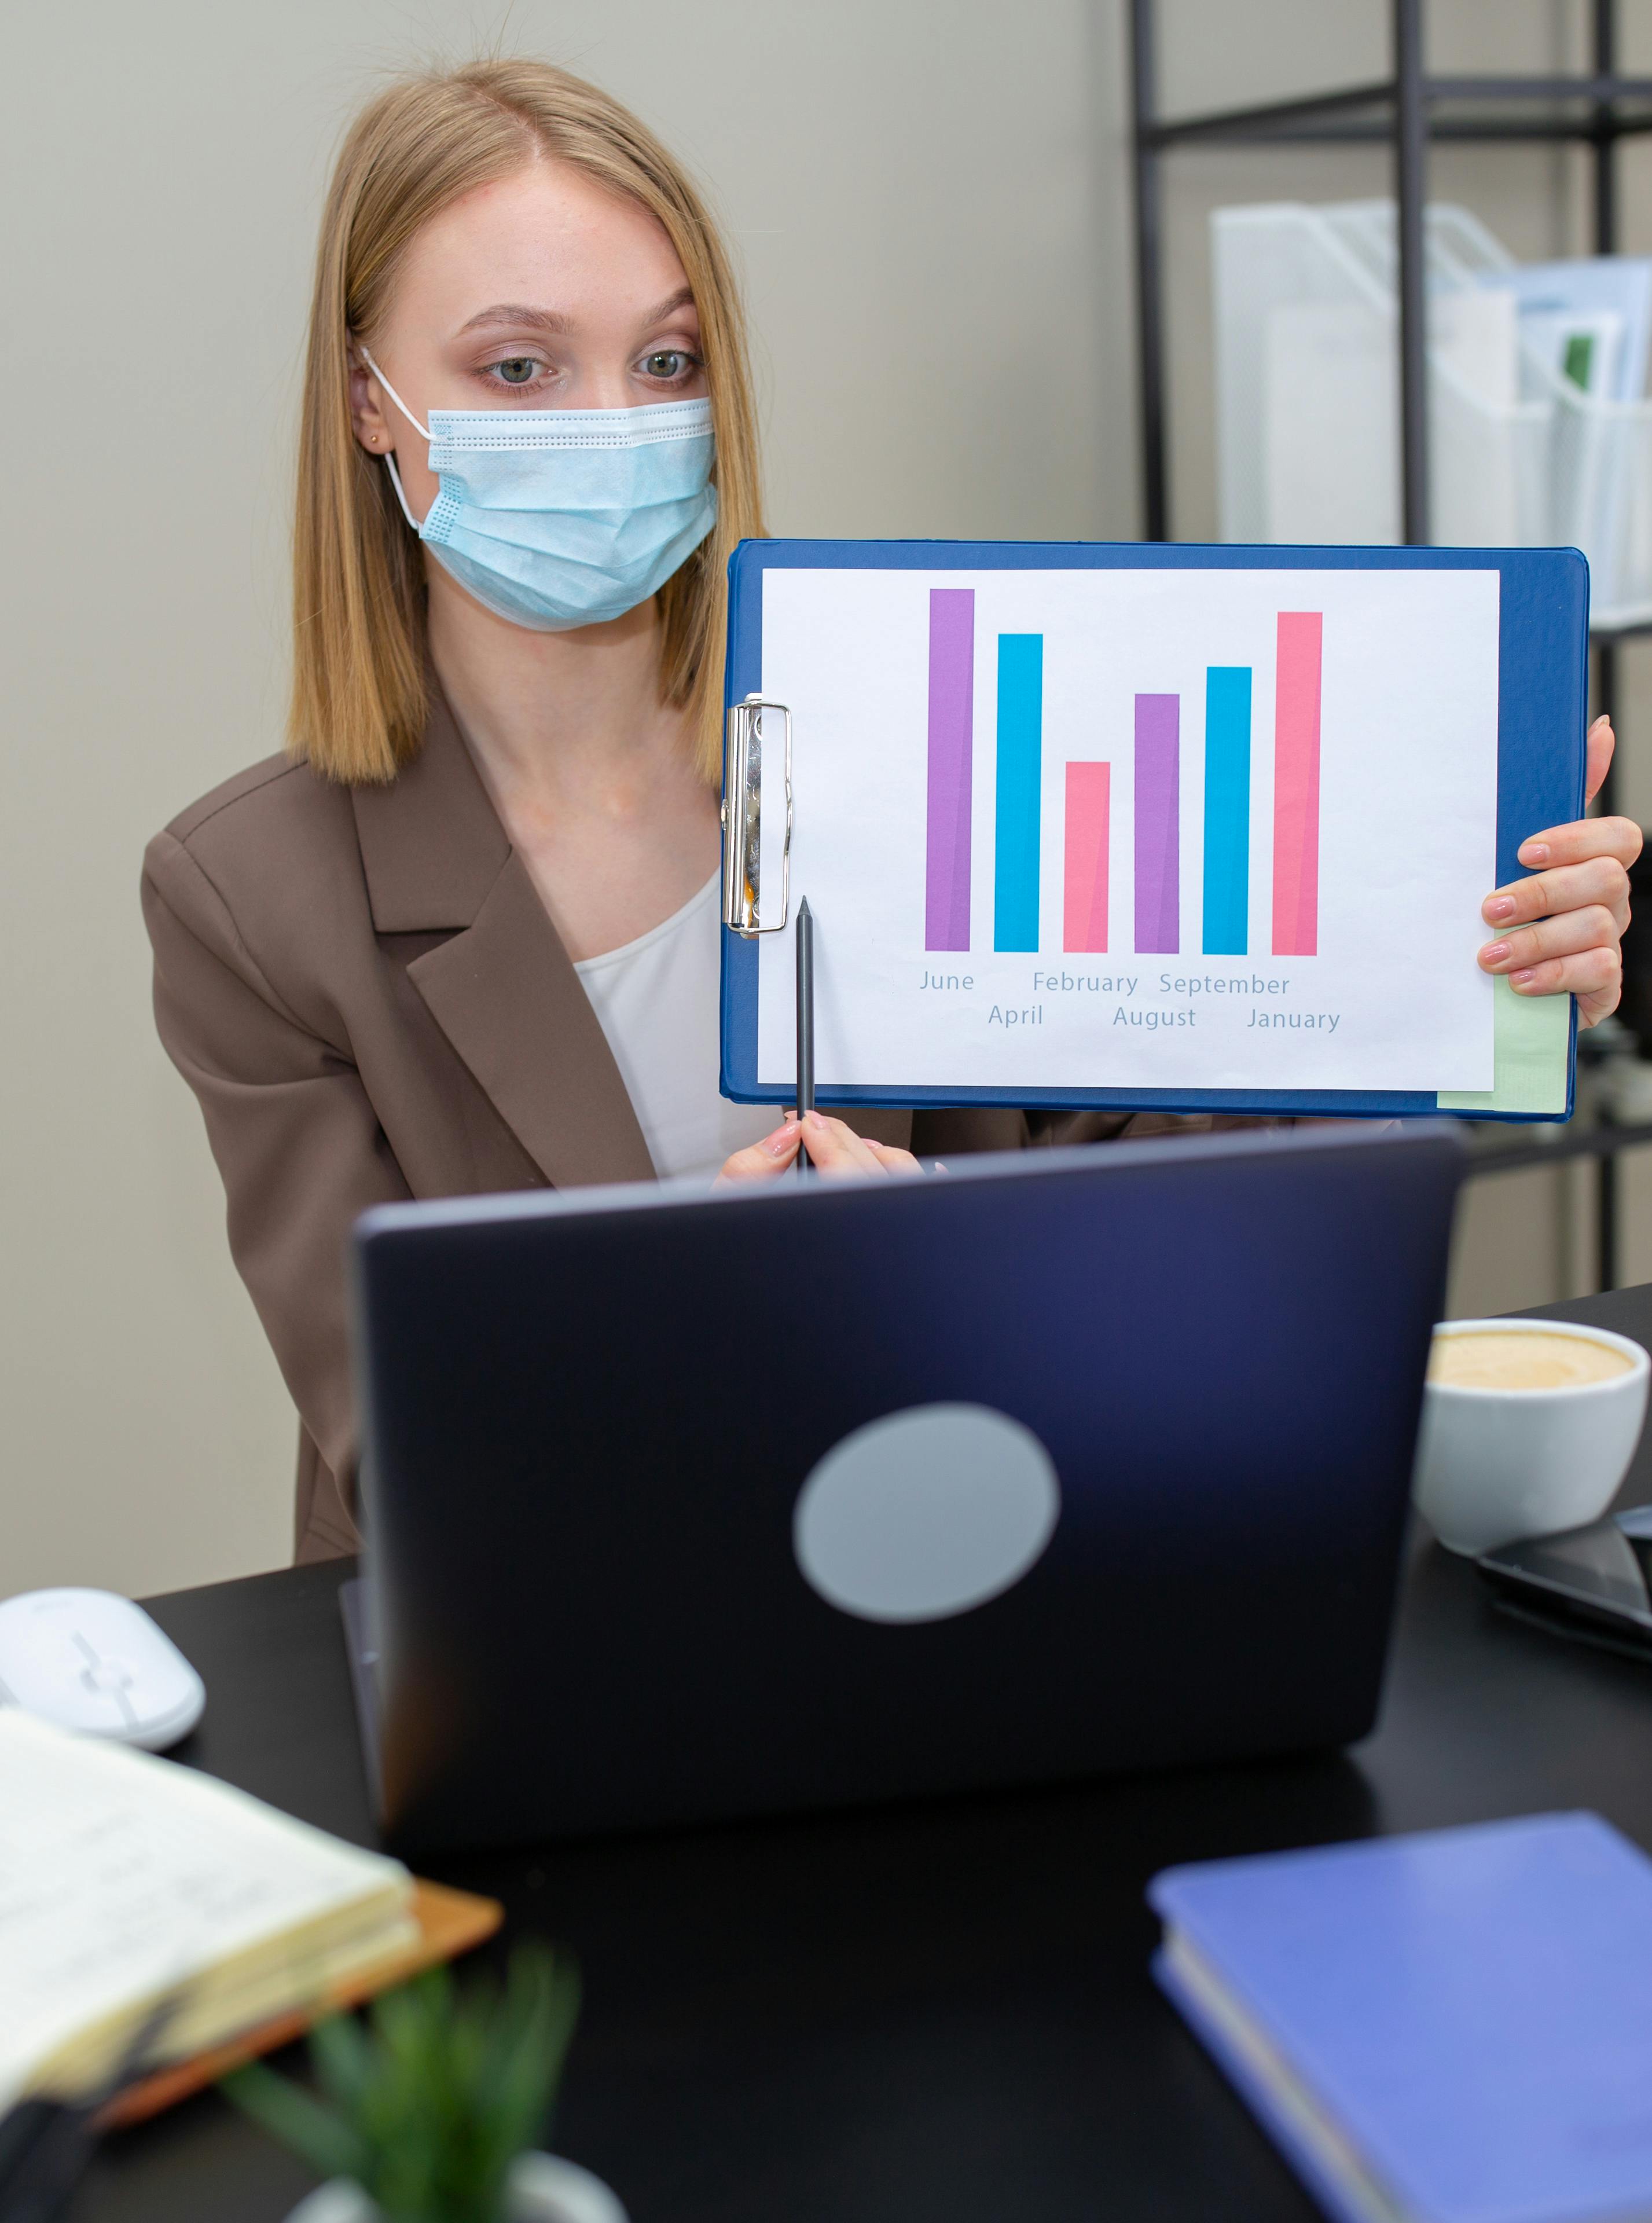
{"left": 352, "top": 1122, "right": 1462, "bottom": 1852}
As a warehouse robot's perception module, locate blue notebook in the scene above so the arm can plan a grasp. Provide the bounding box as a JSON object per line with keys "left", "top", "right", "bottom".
{"left": 1150, "top": 1813, "right": 1652, "bottom": 2223}
{"left": 721, "top": 540, "right": 1588, "bottom": 1121}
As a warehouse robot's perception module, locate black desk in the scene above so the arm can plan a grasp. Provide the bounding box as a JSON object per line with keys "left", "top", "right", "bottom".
{"left": 71, "top": 1283, "right": 1652, "bottom": 2223}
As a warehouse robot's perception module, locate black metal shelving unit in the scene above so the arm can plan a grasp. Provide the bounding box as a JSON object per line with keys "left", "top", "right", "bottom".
{"left": 1129, "top": 0, "right": 1652, "bottom": 1287}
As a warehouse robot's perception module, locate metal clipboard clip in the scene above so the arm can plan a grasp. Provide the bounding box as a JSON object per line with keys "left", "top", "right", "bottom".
{"left": 720, "top": 695, "right": 793, "bottom": 937}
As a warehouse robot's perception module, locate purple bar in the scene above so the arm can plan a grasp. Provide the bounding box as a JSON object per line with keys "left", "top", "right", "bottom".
{"left": 926, "top": 589, "right": 975, "bottom": 950}
{"left": 1134, "top": 693, "right": 1180, "bottom": 955}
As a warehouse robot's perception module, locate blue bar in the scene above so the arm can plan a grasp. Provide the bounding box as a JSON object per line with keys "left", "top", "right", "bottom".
{"left": 1202, "top": 666, "right": 1251, "bottom": 956}
{"left": 994, "top": 634, "right": 1042, "bottom": 952}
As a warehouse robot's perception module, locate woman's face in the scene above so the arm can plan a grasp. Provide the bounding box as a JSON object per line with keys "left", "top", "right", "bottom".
{"left": 350, "top": 158, "right": 706, "bottom": 524}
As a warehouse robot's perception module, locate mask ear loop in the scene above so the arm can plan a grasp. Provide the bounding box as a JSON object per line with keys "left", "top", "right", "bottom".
{"left": 358, "top": 347, "right": 431, "bottom": 533}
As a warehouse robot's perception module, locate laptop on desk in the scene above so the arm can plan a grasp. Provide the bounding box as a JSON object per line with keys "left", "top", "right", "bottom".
{"left": 343, "top": 1122, "right": 1464, "bottom": 1855}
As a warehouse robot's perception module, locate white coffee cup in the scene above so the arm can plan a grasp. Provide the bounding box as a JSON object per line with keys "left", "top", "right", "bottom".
{"left": 1411, "top": 1317, "right": 1650, "bottom": 1556}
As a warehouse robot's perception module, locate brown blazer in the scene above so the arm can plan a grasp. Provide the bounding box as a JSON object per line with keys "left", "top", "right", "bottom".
{"left": 143, "top": 691, "right": 1222, "bottom": 1563}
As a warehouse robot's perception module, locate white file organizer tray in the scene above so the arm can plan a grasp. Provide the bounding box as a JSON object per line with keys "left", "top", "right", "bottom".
{"left": 1213, "top": 200, "right": 1652, "bottom": 629}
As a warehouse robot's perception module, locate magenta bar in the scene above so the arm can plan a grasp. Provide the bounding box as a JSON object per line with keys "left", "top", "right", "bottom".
{"left": 1272, "top": 612, "right": 1322, "bottom": 957}
{"left": 1134, "top": 694, "right": 1179, "bottom": 954}
{"left": 926, "top": 589, "right": 975, "bottom": 950}
{"left": 1064, "top": 764, "right": 1110, "bottom": 952}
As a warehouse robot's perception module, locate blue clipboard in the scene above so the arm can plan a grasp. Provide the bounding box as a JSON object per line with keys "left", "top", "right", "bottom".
{"left": 720, "top": 538, "right": 1587, "bottom": 1122}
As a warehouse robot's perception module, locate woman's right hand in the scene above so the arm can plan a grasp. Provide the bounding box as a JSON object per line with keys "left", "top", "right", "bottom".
{"left": 716, "top": 1110, "right": 924, "bottom": 1185}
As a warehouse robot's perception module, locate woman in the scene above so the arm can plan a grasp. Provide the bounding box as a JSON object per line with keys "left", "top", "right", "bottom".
{"left": 143, "top": 58, "right": 1639, "bottom": 1564}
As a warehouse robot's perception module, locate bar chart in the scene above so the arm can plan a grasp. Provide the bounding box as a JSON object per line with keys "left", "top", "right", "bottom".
{"left": 923, "top": 590, "right": 1324, "bottom": 962}
{"left": 755, "top": 559, "right": 1499, "bottom": 1099}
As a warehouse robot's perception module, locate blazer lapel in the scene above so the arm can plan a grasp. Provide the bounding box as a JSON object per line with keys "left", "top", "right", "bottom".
{"left": 408, "top": 854, "right": 655, "bottom": 1188}
{"left": 353, "top": 691, "right": 654, "bottom": 1190}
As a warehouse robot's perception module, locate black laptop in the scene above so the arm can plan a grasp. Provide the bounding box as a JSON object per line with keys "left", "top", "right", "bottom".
{"left": 345, "top": 1121, "right": 1462, "bottom": 1853}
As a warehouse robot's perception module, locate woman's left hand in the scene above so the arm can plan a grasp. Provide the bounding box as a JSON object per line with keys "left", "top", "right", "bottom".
{"left": 1478, "top": 714, "right": 1642, "bottom": 1028}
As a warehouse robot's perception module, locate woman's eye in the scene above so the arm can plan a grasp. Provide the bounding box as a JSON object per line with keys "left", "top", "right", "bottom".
{"left": 493, "top": 357, "right": 539, "bottom": 386}
{"left": 641, "top": 350, "right": 693, "bottom": 380}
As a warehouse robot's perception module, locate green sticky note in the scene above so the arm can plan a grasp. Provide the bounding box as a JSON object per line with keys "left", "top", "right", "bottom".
{"left": 1438, "top": 977, "right": 1572, "bottom": 1116}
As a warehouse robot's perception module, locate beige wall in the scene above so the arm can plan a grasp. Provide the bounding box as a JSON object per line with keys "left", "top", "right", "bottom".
{"left": 1, "top": 0, "right": 1640, "bottom": 1599}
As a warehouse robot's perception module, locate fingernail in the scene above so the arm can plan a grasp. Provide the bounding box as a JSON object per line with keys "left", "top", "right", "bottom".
{"left": 1485, "top": 895, "right": 1517, "bottom": 920}
{"left": 763, "top": 1125, "right": 794, "bottom": 1157}
{"left": 1591, "top": 714, "right": 1609, "bottom": 731}
{"left": 1512, "top": 967, "right": 1538, "bottom": 986}
{"left": 1521, "top": 842, "right": 1550, "bottom": 864}
{"left": 1482, "top": 941, "right": 1510, "bottom": 964}
{"left": 805, "top": 1109, "right": 825, "bottom": 1128}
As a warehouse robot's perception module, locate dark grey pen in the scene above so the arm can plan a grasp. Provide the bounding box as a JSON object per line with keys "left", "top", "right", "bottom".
{"left": 0, "top": 1989, "right": 182, "bottom": 2223}
{"left": 795, "top": 897, "right": 814, "bottom": 1179}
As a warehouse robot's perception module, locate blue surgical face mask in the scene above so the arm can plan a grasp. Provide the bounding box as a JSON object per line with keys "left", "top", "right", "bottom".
{"left": 361, "top": 349, "right": 718, "bottom": 632}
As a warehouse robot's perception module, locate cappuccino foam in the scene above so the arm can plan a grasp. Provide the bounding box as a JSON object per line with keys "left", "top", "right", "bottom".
{"left": 1429, "top": 1329, "right": 1636, "bottom": 1392}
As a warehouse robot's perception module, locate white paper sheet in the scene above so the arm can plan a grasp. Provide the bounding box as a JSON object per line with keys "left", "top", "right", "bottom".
{"left": 754, "top": 566, "right": 1498, "bottom": 1096}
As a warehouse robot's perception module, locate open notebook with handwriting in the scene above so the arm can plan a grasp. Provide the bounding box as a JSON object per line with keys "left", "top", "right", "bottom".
{"left": 0, "top": 1709, "right": 498, "bottom": 2119}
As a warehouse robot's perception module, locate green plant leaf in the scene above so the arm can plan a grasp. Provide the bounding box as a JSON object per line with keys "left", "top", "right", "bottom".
{"left": 221, "top": 2059, "right": 371, "bottom": 2186}
{"left": 222, "top": 1942, "right": 583, "bottom": 2223}
{"left": 310, "top": 2008, "right": 375, "bottom": 2114}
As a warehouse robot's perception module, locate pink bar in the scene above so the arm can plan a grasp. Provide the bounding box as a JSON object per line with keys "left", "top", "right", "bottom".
{"left": 1063, "top": 763, "right": 1110, "bottom": 953}
{"left": 1272, "top": 612, "right": 1321, "bottom": 957}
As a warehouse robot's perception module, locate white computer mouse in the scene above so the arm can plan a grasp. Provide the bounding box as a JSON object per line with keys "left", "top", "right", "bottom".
{"left": 0, "top": 1588, "right": 205, "bottom": 1749}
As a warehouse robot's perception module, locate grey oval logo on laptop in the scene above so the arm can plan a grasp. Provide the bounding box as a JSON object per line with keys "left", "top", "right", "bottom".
{"left": 792, "top": 1403, "right": 1062, "bottom": 1624}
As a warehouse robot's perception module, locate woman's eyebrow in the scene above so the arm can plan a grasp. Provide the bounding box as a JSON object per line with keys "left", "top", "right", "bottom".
{"left": 638, "top": 286, "right": 696, "bottom": 327}
{"left": 456, "top": 288, "right": 697, "bottom": 339}
{"left": 458, "top": 303, "right": 573, "bottom": 335}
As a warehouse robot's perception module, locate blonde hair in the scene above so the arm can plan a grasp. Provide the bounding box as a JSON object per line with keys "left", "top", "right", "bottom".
{"left": 290, "top": 58, "right": 763, "bottom": 784}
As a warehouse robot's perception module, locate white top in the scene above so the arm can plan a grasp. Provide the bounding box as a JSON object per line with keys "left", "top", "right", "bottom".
{"left": 574, "top": 874, "right": 776, "bottom": 1181}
